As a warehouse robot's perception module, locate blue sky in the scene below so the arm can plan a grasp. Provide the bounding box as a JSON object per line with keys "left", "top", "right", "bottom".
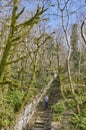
{"left": 0, "top": 0, "right": 86, "bottom": 32}
{"left": 46, "top": 0, "right": 86, "bottom": 30}
{"left": 22, "top": 0, "right": 86, "bottom": 32}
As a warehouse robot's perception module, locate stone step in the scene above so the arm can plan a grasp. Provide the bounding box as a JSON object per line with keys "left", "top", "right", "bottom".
{"left": 40, "top": 114, "right": 51, "bottom": 118}
{"left": 41, "top": 110, "right": 51, "bottom": 112}
{"left": 32, "top": 127, "right": 44, "bottom": 130}
{"left": 42, "top": 112, "right": 51, "bottom": 115}
{"left": 41, "top": 114, "right": 51, "bottom": 117}
{"left": 41, "top": 112, "right": 51, "bottom": 115}
{"left": 35, "top": 121, "right": 45, "bottom": 125}
{"left": 33, "top": 124, "right": 44, "bottom": 128}
{"left": 36, "top": 118, "right": 48, "bottom": 122}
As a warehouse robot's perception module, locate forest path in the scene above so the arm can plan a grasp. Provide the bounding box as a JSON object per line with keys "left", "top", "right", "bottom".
{"left": 23, "top": 78, "right": 61, "bottom": 130}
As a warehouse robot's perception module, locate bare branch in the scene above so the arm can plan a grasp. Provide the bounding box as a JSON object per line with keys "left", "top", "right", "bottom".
{"left": 0, "top": 20, "right": 9, "bottom": 27}
{"left": 81, "top": 17, "right": 86, "bottom": 45}
{"left": 5, "top": 55, "right": 27, "bottom": 65}
{"left": 0, "top": 0, "right": 13, "bottom": 8}
{"left": 57, "top": 0, "right": 70, "bottom": 11}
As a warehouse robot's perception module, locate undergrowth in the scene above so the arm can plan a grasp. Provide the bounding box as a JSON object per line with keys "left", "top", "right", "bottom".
{"left": 0, "top": 73, "right": 51, "bottom": 129}
{"left": 52, "top": 77, "right": 86, "bottom": 130}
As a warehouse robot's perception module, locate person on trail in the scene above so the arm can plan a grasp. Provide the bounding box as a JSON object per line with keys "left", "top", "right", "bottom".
{"left": 44, "top": 95, "right": 49, "bottom": 109}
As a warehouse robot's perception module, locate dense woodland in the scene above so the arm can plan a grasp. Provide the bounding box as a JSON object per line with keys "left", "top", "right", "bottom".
{"left": 0, "top": 0, "right": 86, "bottom": 130}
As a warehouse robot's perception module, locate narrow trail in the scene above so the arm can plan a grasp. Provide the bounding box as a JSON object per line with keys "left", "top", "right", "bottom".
{"left": 23, "top": 78, "right": 60, "bottom": 130}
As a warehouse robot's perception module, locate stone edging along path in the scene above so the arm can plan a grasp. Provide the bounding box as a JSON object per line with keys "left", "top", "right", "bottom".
{"left": 14, "top": 76, "right": 56, "bottom": 130}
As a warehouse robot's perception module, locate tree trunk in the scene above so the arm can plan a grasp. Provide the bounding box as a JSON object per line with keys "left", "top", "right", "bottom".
{"left": 29, "top": 48, "right": 39, "bottom": 87}
{"left": 0, "top": 0, "right": 18, "bottom": 80}
{"left": 61, "top": 12, "right": 80, "bottom": 114}
{"left": 67, "top": 48, "right": 80, "bottom": 114}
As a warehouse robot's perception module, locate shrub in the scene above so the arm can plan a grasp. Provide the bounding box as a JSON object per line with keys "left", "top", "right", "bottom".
{"left": 52, "top": 101, "right": 65, "bottom": 114}
{"left": 72, "top": 113, "right": 86, "bottom": 130}
{"left": 7, "top": 90, "right": 24, "bottom": 112}
{"left": 67, "top": 99, "right": 75, "bottom": 109}
{"left": 52, "top": 101, "right": 65, "bottom": 122}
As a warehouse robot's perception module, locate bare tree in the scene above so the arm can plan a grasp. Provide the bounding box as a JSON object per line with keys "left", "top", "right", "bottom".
{"left": 56, "top": 0, "right": 80, "bottom": 114}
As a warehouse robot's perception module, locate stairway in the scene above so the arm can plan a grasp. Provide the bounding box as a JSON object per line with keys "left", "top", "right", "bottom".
{"left": 24, "top": 79, "right": 60, "bottom": 130}
{"left": 32, "top": 109, "right": 52, "bottom": 130}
